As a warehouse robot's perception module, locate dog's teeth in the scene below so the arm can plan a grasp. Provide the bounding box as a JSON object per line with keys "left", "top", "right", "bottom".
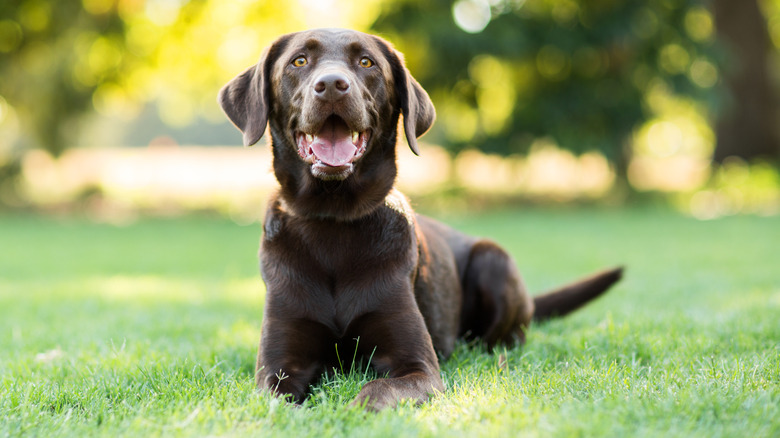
{"left": 305, "top": 134, "right": 313, "bottom": 143}
{"left": 352, "top": 131, "right": 359, "bottom": 144}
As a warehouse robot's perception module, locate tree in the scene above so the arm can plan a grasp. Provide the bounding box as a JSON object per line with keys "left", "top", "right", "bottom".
{"left": 711, "top": 0, "right": 779, "bottom": 163}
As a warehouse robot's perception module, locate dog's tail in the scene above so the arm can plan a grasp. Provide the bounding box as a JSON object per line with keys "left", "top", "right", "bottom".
{"left": 532, "top": 267, "right": 623, "bottom": 322}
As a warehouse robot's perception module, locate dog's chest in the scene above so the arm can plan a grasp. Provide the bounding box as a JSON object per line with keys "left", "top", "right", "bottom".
{"left": 260, "top": 204, "right": 418, "bottom": 333}
{"left": 261, "top": 201, "right": 417, "bottom": 308}
{"left": 296, "top": 211, "right": 413, "bottom": 276}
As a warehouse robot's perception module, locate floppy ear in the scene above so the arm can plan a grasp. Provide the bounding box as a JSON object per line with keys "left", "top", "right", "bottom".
{"left": 389, "top": 50, "right": 435, "bottom": 156}
{"left": 218, "top": 37, "right": 289, "bottom": 146}
{"left": 218, "top": 63, "right": 267, "bottom": 146}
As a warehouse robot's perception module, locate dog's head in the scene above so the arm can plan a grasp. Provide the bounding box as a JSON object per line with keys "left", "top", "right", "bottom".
{"left": 218, "top": 28, "right": 434, "bottom": 182}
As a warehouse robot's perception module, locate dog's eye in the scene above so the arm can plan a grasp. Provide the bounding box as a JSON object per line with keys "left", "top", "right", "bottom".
{"left": 359, "top": 57, "right": 374, "bottom": 68}
{"left": 292, "top": 56, "right": 307, "bottom": 67}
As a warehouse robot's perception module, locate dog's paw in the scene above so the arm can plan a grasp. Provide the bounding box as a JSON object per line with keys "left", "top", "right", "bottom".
{"left": 350, "top": 380, "right": 398, "bottom": 412}
{"left": 351, "top": 377, "right": 433, "bottom": 411}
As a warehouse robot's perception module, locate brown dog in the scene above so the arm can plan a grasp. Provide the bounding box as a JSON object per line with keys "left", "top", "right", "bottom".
{"left": 219, "top": 28, "right": 622, "bottom": 411}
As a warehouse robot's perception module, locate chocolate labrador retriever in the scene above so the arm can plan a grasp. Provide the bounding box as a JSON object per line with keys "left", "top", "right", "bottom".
{"left": 219, "top": 28, "right": 622, "bottom": 411}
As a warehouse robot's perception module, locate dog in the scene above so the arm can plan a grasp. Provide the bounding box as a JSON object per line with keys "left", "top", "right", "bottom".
{"left": 218, "top": 28, "right": 622, "bottom": 411}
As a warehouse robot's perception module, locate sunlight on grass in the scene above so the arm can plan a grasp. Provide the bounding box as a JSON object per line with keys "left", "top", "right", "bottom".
{"left": 88, "top": 275, "right": 262, "bottom": 305}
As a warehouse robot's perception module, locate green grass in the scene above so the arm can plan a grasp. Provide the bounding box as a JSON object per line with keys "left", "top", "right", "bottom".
{"left": 1, "top": 208, "right": 778, "bottom": 437}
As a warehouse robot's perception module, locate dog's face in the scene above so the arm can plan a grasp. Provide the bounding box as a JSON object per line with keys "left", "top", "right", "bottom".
{"left": 218, "top": 29, "right": 435, "bottom": 182}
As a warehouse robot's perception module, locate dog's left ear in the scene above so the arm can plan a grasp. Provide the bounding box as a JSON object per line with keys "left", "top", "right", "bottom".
{"left": 385, "top": 47, "right": 435, "bottom": 156}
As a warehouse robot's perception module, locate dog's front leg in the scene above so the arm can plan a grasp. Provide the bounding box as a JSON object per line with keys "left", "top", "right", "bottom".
{"left": 348, "top": 309, "right": 444, "bottom": 411}
{"left": 256, "top": 316, "right": 329, "bottom": 403}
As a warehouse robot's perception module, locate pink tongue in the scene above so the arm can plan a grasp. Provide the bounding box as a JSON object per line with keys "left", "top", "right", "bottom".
{"left": 310, "top": 118, "right": 356, "bottom": 167}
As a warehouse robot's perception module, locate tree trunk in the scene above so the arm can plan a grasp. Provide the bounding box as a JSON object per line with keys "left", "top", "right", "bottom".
{"left": 712, "top": 0, "right": 779, "bottom": 163}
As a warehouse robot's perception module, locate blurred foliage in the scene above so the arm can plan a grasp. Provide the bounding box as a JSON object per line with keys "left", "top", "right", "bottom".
{"left": 373, "top": 0, "right": 721, "bottom": 164}
{"left": 1, "top": 0, "right": 778, "bottom": 201}
{"left": 2, "top": 0, "right": 722, "bottom": 162}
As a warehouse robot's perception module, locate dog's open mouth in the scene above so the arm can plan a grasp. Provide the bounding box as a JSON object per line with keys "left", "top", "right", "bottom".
{"left": 296, "top": 115, "right": 369, "bottom": 178}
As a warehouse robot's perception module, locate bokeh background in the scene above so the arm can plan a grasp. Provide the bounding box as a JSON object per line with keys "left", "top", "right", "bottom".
{"left": 1, "top": 0, "right": 779, "bottom": 222}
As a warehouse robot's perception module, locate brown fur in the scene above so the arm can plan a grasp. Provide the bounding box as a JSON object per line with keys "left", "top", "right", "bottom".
{"left": 219, "top": 28, "right": 622, "bottom": 411}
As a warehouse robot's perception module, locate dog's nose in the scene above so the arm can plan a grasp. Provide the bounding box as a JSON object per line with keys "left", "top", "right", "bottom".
{"left": 314, "top": 72, "right": 351, "bottom": 101}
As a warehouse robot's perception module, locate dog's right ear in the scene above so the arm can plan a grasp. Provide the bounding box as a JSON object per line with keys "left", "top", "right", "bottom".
{"left": 218, "top": 63, "right": 267, "bottom": 146}
{"left": 219, "top": 37, "right": 289, "bottom": 146}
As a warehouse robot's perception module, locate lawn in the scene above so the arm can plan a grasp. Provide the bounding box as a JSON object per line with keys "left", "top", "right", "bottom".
{"left": 1, "top": 208, "right": 778, "bottom": 437}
